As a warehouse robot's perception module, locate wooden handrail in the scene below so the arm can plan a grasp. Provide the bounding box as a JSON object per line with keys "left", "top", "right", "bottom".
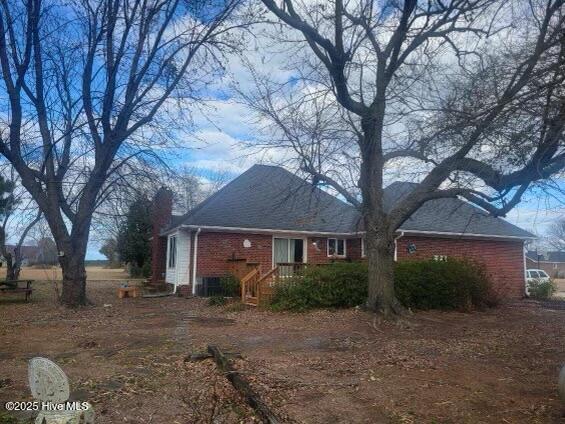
{"left": 257, "top": 266, "right": 278, "bottom": 285}
{"left": 240, "top": 268, "right": 259, "bottom": 285}
{"left": 241, "top": 267, "right": 261, "bottom": 305}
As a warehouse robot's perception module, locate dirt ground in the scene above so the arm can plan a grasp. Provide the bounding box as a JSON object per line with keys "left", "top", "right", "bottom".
{"left": 2, "top": 281, "right": 565, "bottom": 423}
{"left": 2, "top": 266, "right": 134, "bottom": 282}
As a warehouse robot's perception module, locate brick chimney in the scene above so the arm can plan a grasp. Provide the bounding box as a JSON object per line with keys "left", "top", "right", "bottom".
{"left": 150, "top": 187, "right": 173, "bottom": 284}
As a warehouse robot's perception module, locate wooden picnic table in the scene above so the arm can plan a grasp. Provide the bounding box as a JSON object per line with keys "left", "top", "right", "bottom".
{"left": 0, "top": 280, "right": 33, "bottom": 301}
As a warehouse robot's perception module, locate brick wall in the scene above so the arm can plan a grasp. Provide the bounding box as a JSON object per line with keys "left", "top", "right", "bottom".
{"left": 396, "top": 236, "right": 525, "bottom": 299}
{"left": 196, "top": 234, "right": 361, "bottom": 278}
{"left": 348, "top": 238, "right": 363, "bottom": 261}
{"left": 306, "top": 237, "right": 328, "bottom": 264}
{"left": 196, "top": 232, "right": 273, "bottom": 278}
{"left": 192, "top": 231, "right": 525, "bottom": 299}
{"left": 152, "top": 237, "right": 168, "bottom": 283}
{"left": 306, "top": 237, "right": 362, "bottom": 263}
{"left": 536, "top": 262, "right": 565, "bottom": 278}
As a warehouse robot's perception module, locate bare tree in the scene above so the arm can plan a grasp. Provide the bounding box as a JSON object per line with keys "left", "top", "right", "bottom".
{"left": 0, "top": 170, "right": 42, "bottom": 280}
{"left": 171, "top": 165, "right": 231, "bottom": 213}
{"left": 254, "top": 0, "right": 565, "bottom": 316}
{"left": 548, "top": 218, "right": 565, "bottom": 251}
{"left": 0, "top": 0, "right": 249, "bottom": 305}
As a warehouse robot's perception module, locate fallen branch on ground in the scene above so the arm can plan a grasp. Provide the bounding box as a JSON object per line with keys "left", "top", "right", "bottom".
{"left": 185, "top": 352, "right": 213, "bottom": 362}
{"left": 207, "top": 345, "right": 280, "bottom": 424}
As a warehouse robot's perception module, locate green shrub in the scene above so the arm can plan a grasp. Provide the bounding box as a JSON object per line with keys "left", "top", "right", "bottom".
{"left": 271, "top": 262, "right": 368, "bottom": 311}
{"left": 0, "top": 412, "right": 18, "bottom": 424}
{"left": 527, "top": 278, "right": 556, "bottom": 300}
{"left": 208, "top": 295, "right": 227, "bottom": 306}
{"left": 395, "top": 259, "right": 493, "bottom": 310}
{"left": 271, "top": 259, "right": 494, "bottom": 312}
{"left": 141, "top": 261, "right": 152, "bottom": 278}
{"left": 220, "top": 274, "right": 240, "bottom": 297}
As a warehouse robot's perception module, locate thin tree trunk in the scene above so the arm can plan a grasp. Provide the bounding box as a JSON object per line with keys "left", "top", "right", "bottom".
{"left": 6, "top": 255, "right": 19, "bottom": 281}
{"left": 4, "top": 253, "right": 14, "bottom": 280}
{"left": 10, "top": 264, "right": 21, "bottom": 281}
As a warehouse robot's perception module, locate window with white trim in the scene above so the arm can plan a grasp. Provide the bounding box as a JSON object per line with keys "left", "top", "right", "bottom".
{"left": 327, "top": 238, "right": 346, "bottom": 257}
{"left": 361, "top": 238, "right": 366, "bottom": 257}
{"left": 168, "top": 236, "right": 177, "bottom": 268}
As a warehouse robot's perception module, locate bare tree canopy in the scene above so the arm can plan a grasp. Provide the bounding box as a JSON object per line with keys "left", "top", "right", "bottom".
{"left": 0, "top": 167, "right": 42, "bottom": 281}
{"left": 0, "top": 0, "right": 248, "bottom": 306}
{"left": 549, "top": 218, "right": 565, "bottom": 250}
{"left": 251, "top": 0, "right": 565, "bottom": 316}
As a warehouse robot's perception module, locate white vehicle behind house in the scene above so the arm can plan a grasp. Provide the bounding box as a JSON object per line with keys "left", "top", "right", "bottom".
{"left": 525, "top": 269, "right": 551, "bottom": 296}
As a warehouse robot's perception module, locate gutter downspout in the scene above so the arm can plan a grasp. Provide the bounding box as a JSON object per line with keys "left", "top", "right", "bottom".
{"left": 192, "top": 228, "right": 201, "bottom": 295}
{"left": 394, "top": 231, "right": 404, "bottom": 262}
{"left": 523, "top": 242, "right": 527, "bottom": 297}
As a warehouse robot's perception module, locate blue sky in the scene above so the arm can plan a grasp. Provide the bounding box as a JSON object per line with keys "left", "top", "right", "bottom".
{"left": 82, "top": 17, "right": 565, "bottom": 259}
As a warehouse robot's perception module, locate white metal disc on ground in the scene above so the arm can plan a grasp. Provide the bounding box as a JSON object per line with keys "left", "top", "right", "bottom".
{"left": 28, "top": 357, "right": 70, "bottom": 404}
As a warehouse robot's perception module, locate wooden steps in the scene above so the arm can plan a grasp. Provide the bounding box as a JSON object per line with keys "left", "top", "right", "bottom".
{"left": 240, "top": 267, "right": 279, "bottom": 306}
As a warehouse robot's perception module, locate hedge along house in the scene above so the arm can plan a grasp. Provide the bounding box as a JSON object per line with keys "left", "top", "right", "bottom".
{"left": 150, "top": 164, "right": 534, "bottom": 301}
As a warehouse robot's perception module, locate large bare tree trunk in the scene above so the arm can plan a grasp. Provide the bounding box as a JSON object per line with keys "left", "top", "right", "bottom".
{"left": 365, "top": 229, "right": 404, "bottom": 317}
{"left": 59, "top": 241, "right": 88, "bottom": 306}
{"left": 359, "top": 114, "right": 405, "bottom": 317}
{"left": 49, "top": 207, "right": 91, "bottom": 306}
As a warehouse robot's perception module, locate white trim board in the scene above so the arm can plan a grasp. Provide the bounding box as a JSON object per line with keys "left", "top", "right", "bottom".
{"left": 160, "top": 224, "right": 534, "bottom": 241}
{"left": 180, "top": 224, "right": 357, "bottom": 237}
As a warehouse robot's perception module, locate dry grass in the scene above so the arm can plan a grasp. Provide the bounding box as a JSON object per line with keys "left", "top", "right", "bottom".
{"left": 2, "top": 266, "right": 135, "bottom": 282}
{"left": 0, "top": 281, "right": 257, "bottom": 424}
{"left": 1, "top": 281, "right": 565, "bottom": 423}
{"left": 554, "top": 278, "right": 565, "bottom": 292}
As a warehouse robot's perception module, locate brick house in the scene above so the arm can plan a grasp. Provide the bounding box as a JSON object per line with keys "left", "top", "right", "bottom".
{"left": 526, "top": 251, "right": 565, "bottom": 278}
{"left": 151, "top": 164, "right": 534, "bottom": 299}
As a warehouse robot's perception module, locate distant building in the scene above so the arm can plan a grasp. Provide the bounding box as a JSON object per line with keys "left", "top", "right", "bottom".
{"left": 526, "top": 250, "right": 565, "bottom": 278}
{"left": 0, "top": 245, "right": 40, "bottom": 267}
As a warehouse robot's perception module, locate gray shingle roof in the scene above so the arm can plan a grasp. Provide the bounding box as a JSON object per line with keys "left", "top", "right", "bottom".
{"left": 547, "top": 251, "right": 565, "bottom": 262}
{"left": 526, "top": 250, "right": 544, "bottom": 261}
{"left": 171, "top": 165, "right": 360, "bottom": 233}
{"left": 388, "top": 182, "right": 534, "bottom": 239}
{"left": 167, "top": 165, "right": 533, "bottom": 239}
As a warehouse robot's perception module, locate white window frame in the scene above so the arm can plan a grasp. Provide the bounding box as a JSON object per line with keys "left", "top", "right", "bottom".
{"left": 168, "top": 235, "right": 177, "bottom": 268}
{"left": 361, "top": 238, "right": 366, "bottom": 258}
{"left": 327, "top": 238, "right": 346, "bottom": 257}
